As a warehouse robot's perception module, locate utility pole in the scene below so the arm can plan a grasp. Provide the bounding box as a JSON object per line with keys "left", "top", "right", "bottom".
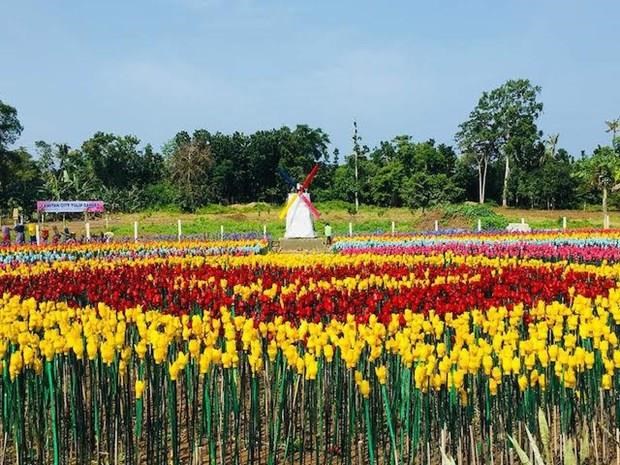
{"left": 353, "top": 120, "right": 360, "bottom": 213}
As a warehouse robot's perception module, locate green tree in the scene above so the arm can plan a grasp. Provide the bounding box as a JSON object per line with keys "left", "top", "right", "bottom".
{"left": 455, "top": 94, "right": 501, "bottom": 204}
{"left": 81, "top": 132, "right": 163, "bottom": 190}
{"left": 456, "top": 79, "right": 543, "bottom": 206}
{"left": 401, "top": 172, "right": 462, "bottom": 211}
{"left": 36, "top": 141, "right": 103, "bottom": 202}
{"left": 0, "top": 102, "right": 43, "bottom": 212}
{"left": 0, "top": 148, "right": 42, "bottom": 211}
{"left": 606, "top": 117, "right": 620, "bottom": 146}
{"left": 544, "top": 133, "right": 560, "bottom": 160}
{"left": 167, "top": 130, "right": 215, "bottom": 211}
{"left": 537, "top": 149, "right": 576, "bottom": 209}
{"left": 0, "top": 100, "right": 23, "bottom": 150}
{"left": 577, "top": 146, "right": 620, "bottom": 216}
{"left": 496, "top": 80, "right": 543, "bottom": 207}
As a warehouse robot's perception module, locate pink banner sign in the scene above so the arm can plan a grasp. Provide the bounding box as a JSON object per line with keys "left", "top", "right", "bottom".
{"left": 36, "top": 201, "right": 105, "bottom": 213}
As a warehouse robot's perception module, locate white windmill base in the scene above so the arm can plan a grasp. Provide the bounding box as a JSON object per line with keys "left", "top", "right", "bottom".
{"left": 284, "top": 193, "right": 316, "bottom": 238}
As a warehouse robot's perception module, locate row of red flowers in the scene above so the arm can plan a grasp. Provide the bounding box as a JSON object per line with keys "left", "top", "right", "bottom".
{"left": 1, "top": 259, "right": 612, "bottom": 322}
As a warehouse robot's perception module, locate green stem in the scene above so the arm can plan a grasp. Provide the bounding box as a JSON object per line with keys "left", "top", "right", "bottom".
{"left": 46, "top": 361, "right": 60, "bottom": 465}
{"left": 363, "top": 398, "right": 376, "bottom": 465}
{"left": 381, "top": 384, "right": 399, "bottom": 465}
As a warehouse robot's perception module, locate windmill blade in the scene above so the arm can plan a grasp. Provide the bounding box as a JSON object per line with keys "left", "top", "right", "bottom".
{"left": 277, "top": 167, "right": 298, "bottom": 189}
{"left": 300, "top": 164, "right": 320, "bottom": 191}
{"left": 279, "top": 193, "right": 298, "bottom": 220}
{"left": 299, "top": 193, "right": 321, "bottom": 219}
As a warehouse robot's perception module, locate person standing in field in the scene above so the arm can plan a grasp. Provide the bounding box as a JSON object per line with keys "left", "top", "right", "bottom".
{"left": 324, "top": 222, "right": 333, "bottom": 246}
{"left": 1, "top": 224, "right": 10, "bottom": 246}
{"left": 14, "top": 222, "right": 25, "bottom": 245}
{"left": 27, "top": 222, "right": 36, "bottom": 244}
{"left": 41, "top": 228, "right": 49, "bottom": 244}
{"left": 52, "top": 226, "right": 61, "bottom": 244}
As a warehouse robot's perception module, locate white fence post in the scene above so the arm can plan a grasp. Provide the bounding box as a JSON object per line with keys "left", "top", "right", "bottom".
{"left": 263, "top": 224, "right": 267, "bottom": 240}
{"left": 391, "top": 221, "right": 395, "bottom": 236}
{"left": 521, "top": 218, "right": 525, "bottom": 224}
{"left": 562, "top": 217, "right": 567, "bottom": 230}
{"left": 220, "top": 225, "right": 224, "bottom": 240}
{"left": 35, "top": 224, "right": 41, "bottom": 246}
{"left": 477, "top": 219, "right": 482, "bottom": 232}
{"left": 134, "top": 221, "right": 138, "bottom": 242}
{"left": 434, "top": 220, "right": 439, "bottom": 232}
{"left": 177, "top": 219, "right": 182, "bottom": 241}
{"left": 85, "top": 222, "right": 91, "bottom": 241}
{"left": 605, "top": 214, "right": 610, "bottom": 229}
{"left": 349, "top": 222, "right": 353, "bottom": 237}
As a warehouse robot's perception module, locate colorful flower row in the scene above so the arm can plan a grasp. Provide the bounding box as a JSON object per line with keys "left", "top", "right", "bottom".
{"left": 333, "top": 229, "right": 620, "bottom": 262}
{"left": 0, "top": 253, "right": 614, "bottom": 321}
{"left": 0, "top": 238, "right": 268, "bottom": 265}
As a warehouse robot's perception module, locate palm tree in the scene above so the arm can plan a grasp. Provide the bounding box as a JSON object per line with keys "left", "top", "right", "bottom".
{"left": 605, "top": 117, "right": 620, "bottom": 144}
{"left": 543, "top": 133, "right": 559, "bottom": 161}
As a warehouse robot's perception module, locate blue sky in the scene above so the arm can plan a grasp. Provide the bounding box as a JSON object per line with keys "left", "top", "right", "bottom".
{"left": 2, "top": 0, "right": 619, "bottom": 159}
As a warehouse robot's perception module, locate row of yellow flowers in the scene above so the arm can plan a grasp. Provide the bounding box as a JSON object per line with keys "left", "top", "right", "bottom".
{"left": 2, "top": 249, "right": 620, "bottom": 278}
{"left": 2, "top": 284, "right": 619, "bottom": 398}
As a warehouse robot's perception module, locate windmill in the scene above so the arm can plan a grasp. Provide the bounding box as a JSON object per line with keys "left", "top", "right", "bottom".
{"left": 277, "top": 164, "right": 321, "bottom": 238}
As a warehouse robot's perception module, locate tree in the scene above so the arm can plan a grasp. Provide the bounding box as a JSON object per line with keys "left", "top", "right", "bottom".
{"left": 544, "top": 133, "right": 559, "bottom": 161}
{"left": 401, "top": 172, "right": 462, "bottom": 211}
{"left": 167, "top": 131, "right": 215, "bottom": 211}
{"left": 456, "top": 79, "right": 543, "bottom": 206}
{"left": 36, "top": 141, "right": 100, "bottom": 201}
{"left": 351, "top": 121, "right": 363, "bottom": 212}
{"left": 577, "top": 146, "right": 620, "bottom": 216}
{"left": 0, "top": 102, "right": 42, "bottom": 212}
{"left": 455, "top": 95, "right": 500, "bottom": 204}
{"left": 537, "top": 149, "right": 575, "bottom": 209}
{"left": 0, "top": 100, "right": 23, "bottom": 150}
{"left": 81, "top": 132, "right": 163, "bottom": 190}
{"left": 493, "top": 80, "right": 543, "bottom": 207}
{"left": 606, "top": 117, "right": 620, "bottom": 145}
{"left": 0, "top": 148, "right": 42, "bottom": 211}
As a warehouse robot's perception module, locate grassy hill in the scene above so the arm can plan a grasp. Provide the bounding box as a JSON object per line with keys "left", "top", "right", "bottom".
{"left": 27, "top": 201, "right": 620, "bottom": 240}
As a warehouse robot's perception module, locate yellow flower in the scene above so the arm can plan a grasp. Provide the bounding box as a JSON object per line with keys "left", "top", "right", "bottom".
{"left": 489, "top": 378, "right": 498, "bottom": 396}
{"left": 359, "top": 379, "right": 371, "bottom": 398}
{"left": 323, "top": 344, "right": 334, "bottom": 362}
{"left": 9, "top": 351, "right": 23, "bottom": 380}
{"left": 538, "top": 373, "right": 546, "bottom": 390}
{"left": 100, "top": 341, "right": 115, "bottom": 365}
{"left": 305, "top": 354, "right": 318, "bottom": 381}
{"left": 375, "top": 365, "right": 387, "bottom": 385}
{"left": 135, "top": 380, "right": 145, "bottom": 399}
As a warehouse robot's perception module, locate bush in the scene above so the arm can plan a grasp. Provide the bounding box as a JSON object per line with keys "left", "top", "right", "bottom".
{"left": 197, "top": 204, "right": 231, "bottom": 215}
{"left": 442, "top": 203, "right": 509, "bottom": 230}
{"left": 314, "top": 200, "right": 356, "bottom": 213}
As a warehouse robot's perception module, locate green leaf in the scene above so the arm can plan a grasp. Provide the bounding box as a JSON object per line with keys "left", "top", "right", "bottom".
{"left": 508, "top": 434, "right": 533, "bottom": 465}
{"left": 579, "top": 425, "right": 590, "bottom": 463}
{"left": 563, "top": 438, "right": 577, "bottom": 465}
{"left": 525, "top": 427, "right": 546, "bottom": 465}
{"left": 537, "top": 409, "right": 552, "bottom": 465}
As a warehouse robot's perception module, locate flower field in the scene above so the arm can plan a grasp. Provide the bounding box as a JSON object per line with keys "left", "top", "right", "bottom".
{"left": 2, "top": 232, "right": 620, "bottom": 464}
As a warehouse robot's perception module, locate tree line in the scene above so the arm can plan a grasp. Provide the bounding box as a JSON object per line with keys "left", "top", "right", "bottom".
{"left": 1, "top": 78, "right": 619, "bottom": 214}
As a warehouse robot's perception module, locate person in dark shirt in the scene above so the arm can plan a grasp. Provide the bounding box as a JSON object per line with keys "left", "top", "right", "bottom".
{"left": 14, "top": 223, "right": 25, "bottom": 245}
